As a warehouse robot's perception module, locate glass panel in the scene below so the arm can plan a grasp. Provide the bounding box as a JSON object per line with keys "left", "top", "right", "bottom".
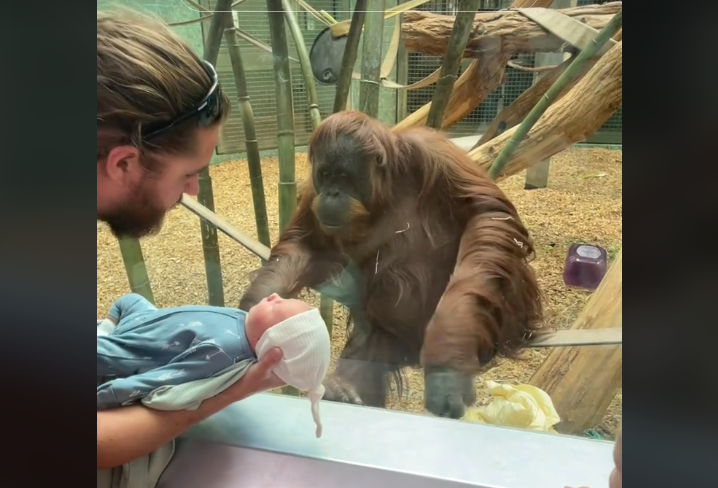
{"left": 98, "top": 0, "right": 622, "bottom": 485}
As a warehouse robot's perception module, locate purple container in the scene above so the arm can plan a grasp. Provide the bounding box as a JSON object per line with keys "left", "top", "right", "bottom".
{"left": 562, "top": 243, "right": 608, "bottom": 291}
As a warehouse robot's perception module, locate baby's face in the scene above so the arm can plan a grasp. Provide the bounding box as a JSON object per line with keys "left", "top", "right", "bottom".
{"left": 245, "top": 293, "right": 312, "bottom": 350}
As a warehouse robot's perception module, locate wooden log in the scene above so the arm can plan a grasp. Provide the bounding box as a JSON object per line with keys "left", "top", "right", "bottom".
{"left": 486, "top": 7, "right": 622, "bottom": 180}
{"left": 529, "top": 249, "right": 622, "bottom": 435}
{"left": 529, "top": 327, "right": 622, "bottom": 348}
{"left": 392, "top": 0, "right": 556, "bottom": 131}
{"left": 473, "top": 55, "right": 584, "bottom": 148}
{"left": 473, "top": 27, "right": 622, "bottom": 149}
{"left": 401, "top": 2, "right": 622, "bottom": 58}
{"left": 467, "top": 41, "right": 622, "bottom": 181}
{"left": 394, "top": 49, "right": 512, "bottom": 130}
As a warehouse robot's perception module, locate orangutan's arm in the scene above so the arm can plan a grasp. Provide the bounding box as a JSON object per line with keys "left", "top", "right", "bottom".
{"left": 239, "top": 209, "right": 344, "bottom": 311}
{"left": 239, "top": 241, "right": 312, "bottom": 310}
{"left": 421, "top": 210, "right": 543, "bottom": 372}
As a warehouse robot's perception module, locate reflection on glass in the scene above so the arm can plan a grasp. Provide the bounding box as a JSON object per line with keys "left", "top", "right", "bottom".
{"left": 97, "top": 0, "right": 622, "bottom": 463}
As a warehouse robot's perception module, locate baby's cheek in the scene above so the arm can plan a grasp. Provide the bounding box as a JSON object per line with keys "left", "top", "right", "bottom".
{"left": 246, "top": 315, "right": 272, "bottom": 350}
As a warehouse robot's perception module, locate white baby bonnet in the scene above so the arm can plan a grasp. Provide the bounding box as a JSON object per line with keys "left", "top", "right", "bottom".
{"left": 255, "top": 308, "right": 331, "bottom": 437}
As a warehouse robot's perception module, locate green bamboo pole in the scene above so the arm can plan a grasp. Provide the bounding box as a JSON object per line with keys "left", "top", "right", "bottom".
{"left": 282, "top": 0, "right": 335, "bottom": 336}
{"left": 333, "top": 0, "right": 368, "bottom": 113}
{"left": 358, "top": 0, "right": 387, "bottom": 116}
{"left": 197, "top": 167, "right": 224, "bottom": 307}
{"left": 487, "top": 8, "right": 623, "bottom": 180}
{"left": 425, "top": 0, "right": 481, "bottom": 129}
{"left": 267, "top": 0, "right": 300, "bottom": 396}
{"left": 282, "top": 0, "right": 322, "bottom": 129}
{"left": 267, "top": 0, "right": 297, "bottom": 235}
{"left": 196, "top": 0, "right": 234, "bottom": 306}
{"left": 118, "top": 237, "right": 155, "bottom": 303}
{"left": 224, "top": 27, "right": 272, "bottom": 251}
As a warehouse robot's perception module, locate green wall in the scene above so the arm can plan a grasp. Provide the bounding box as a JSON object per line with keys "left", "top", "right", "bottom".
{"left": 97, "top": 0, "right": 399, "bottom": 162}
{"left": 97, "top": 0, "right": 206, "bottom": 53}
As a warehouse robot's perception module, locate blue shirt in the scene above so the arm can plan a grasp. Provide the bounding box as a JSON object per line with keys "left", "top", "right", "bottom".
{"left": 97, "top": 293, "right": 254, "bottom": 409}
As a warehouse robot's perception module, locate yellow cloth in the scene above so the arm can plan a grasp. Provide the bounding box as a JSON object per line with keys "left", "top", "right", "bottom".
{"left": 463, "top": 380, "right": 561, "bottom": 432}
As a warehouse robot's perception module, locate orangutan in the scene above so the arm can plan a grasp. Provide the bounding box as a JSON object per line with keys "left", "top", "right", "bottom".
{"left": 239, "top": 110, "right": 543, "bottom": 418}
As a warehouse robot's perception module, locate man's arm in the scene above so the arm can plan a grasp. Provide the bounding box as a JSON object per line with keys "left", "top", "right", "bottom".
{"left": 97, "top": 347, "right": 285, "bottom": 469}
{"left": 98, "top": 392, "right": 231, "bottom": 469}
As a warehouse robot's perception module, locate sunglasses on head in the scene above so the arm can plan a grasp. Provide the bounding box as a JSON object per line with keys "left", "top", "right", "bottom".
{"left": 141, "top": 60, "right": 221, "bottom": 141}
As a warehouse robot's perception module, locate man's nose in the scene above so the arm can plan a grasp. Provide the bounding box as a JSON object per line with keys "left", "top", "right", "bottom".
{"left": 267, "top": 293, "right": 280, "bottom": 302}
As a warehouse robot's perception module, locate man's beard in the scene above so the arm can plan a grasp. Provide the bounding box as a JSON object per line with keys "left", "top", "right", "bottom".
{"left": 99, "top": 181, "right": 169, "bottom": 239}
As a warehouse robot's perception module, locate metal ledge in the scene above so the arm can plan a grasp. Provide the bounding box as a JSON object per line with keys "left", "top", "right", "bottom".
{"left": 158, "top": 392, "right": 614, "bottom": 488}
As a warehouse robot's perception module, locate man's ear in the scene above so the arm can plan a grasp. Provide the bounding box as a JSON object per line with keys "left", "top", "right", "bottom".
{"left": 103, "top": 145, "right": 141, "bottom": 182}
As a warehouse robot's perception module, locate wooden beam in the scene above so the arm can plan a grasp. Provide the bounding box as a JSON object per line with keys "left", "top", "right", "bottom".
{"left": 528, "top": 327, "right": 622, "bottom": 348}
{"left": 181, "top": 194, "right": 270, "bottom": 261}
{"left": 468, "top": 41, "right": 622, "bottom": 181}
{"left": 400, "top": 2, "right": 621, "bottom": 58}
{"left": 392, "top": 0, "right": 556, "bottom": 131}
{"left": 524, "top": 159, "right": 551, "bottom": 190}
{"left": 529, "top": 249, "right": 623, "bottom": 435}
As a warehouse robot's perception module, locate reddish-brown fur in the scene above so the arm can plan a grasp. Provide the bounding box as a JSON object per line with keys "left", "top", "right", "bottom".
{"left": 240, "top": 111, "right": 544, "bottom": 417}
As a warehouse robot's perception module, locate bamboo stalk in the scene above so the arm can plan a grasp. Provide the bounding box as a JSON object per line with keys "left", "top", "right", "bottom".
{"left": 333, "top": 0, "right": 367, "bottom": 112}
{"left": 118, "top": 237, "right": 155, "bottom": 303}
{"left": 425, "top": 0, "right": 481, "bottom": 129}
{"left": 197, "top": 178, "right": 224, "bottom": 306}
{"left": 196, "top": 0, "right": 233, "bottom": 306}
{"left": 203, "top": 0, "right": 232, "bottom": 64}
{"left": 329, "top": 0, "right": 433, "bottom": 37}
{"left": 282, "top": 0, "right": 335, "bottom": 335}
{"left": 358, "top": 0, "right": 387, "bottom": 116}
{"left": 268, "top": 0, "right": 300, "bottom": 397}
{"left": 267, "top": 0, "right": 297, "bottom": 235}
{"left": 224, "top": 28, "right": 272, "bottom": 250}
{"left": 282, "top": 0, "right": 322, "bottom": 130}
{"left": 487, "top": 8, "right": 623, "bottom": 180}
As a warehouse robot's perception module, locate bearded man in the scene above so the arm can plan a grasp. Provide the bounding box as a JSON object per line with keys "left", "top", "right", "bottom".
{"left": 96, "top": 8, "right": 285, "bottom": 470}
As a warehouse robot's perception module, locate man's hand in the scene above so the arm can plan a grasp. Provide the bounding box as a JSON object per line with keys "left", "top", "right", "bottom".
{"left": 217, "top": 347, "right": 286, "bottom": 403}
{"left": 97, "top": 347, "right": 287, "bottom": 470}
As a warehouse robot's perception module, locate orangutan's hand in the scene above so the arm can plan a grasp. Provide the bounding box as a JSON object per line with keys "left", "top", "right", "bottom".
{"left": 424, "top": 366, "right": 477, "bottom": 419}
{"left": 322, "top": 375, "right": 363, "bottom": 405}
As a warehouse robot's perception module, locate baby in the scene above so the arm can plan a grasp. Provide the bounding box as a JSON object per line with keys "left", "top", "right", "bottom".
{"left": 97, "top": 292, "right": 331, "bottom": 437}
